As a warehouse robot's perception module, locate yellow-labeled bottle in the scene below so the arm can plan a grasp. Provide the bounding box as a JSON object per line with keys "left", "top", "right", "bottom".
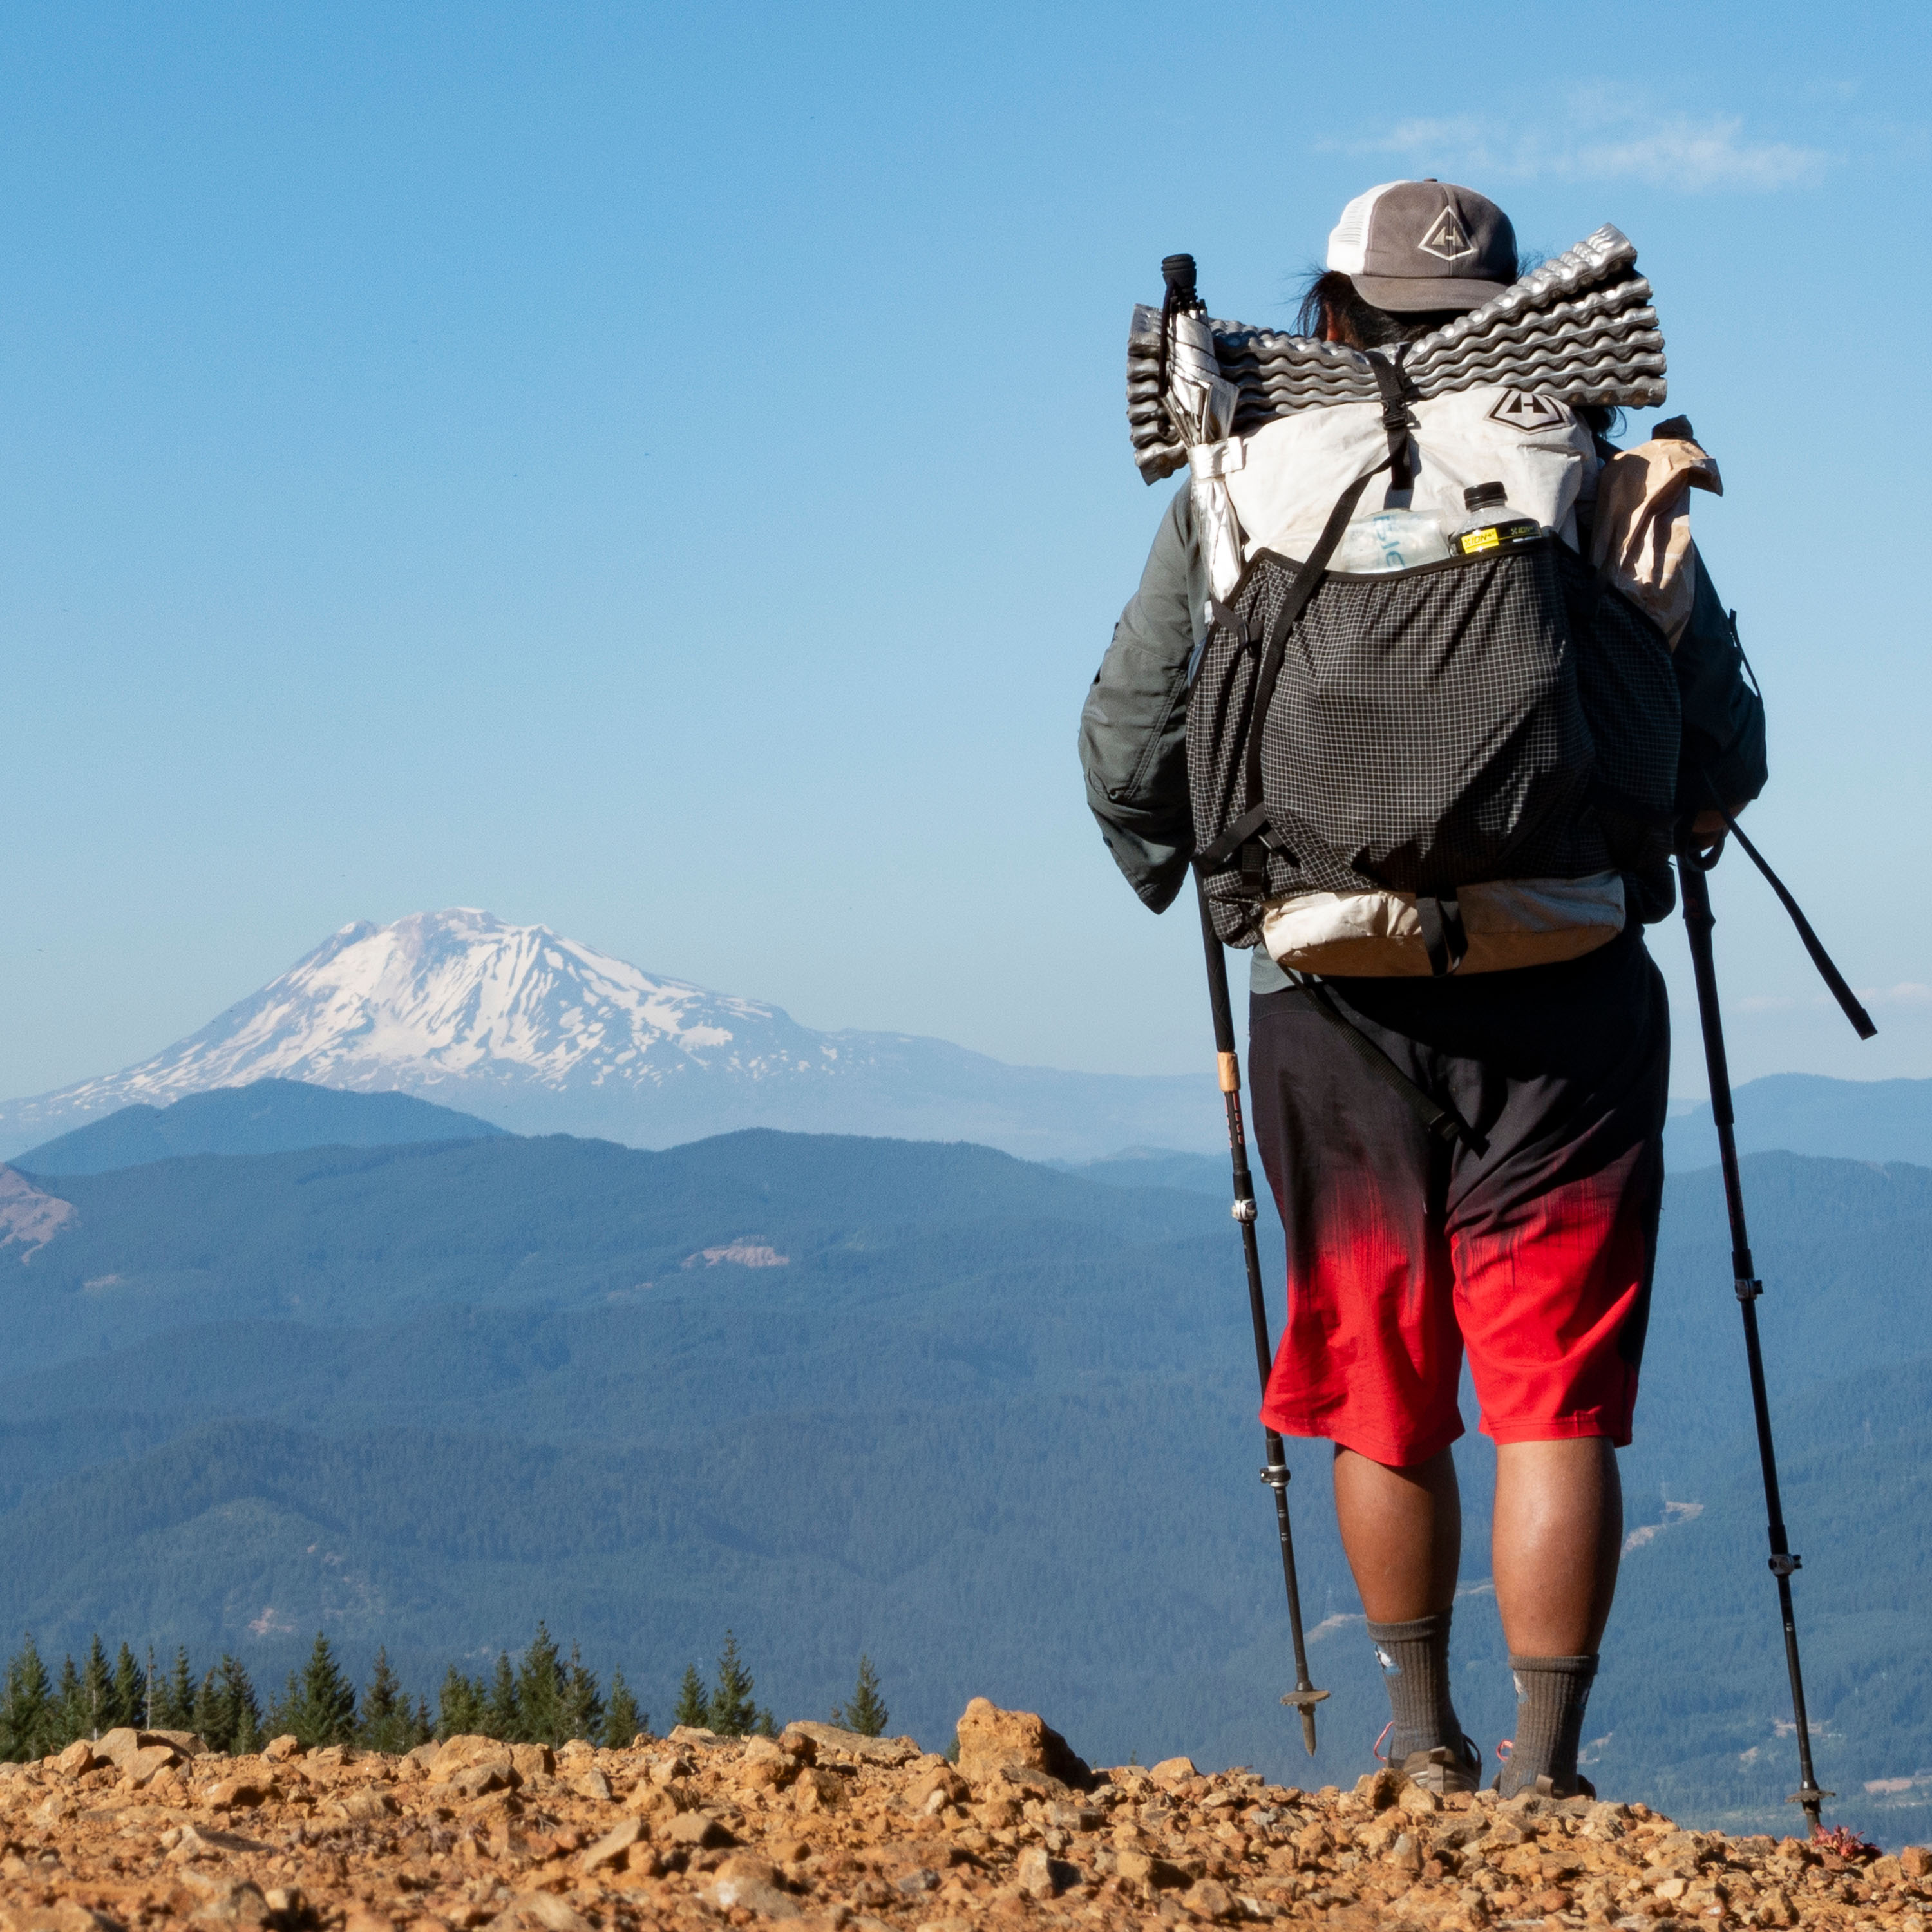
{"left": 1449, "top": 481, "right": 1542, "bottom": 557}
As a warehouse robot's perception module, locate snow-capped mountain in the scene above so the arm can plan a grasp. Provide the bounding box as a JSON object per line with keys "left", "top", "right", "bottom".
{"left": 0, "top": 910, "right": 1217, "bottom": 1161}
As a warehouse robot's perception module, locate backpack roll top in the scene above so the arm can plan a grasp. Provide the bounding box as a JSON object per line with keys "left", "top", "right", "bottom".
{"left": 1188, "top": 533, "right": 1680, "bottom": 972}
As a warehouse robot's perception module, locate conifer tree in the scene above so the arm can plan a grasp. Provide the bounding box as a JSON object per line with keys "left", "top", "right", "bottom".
{"left": 219, "top": 1657, "right": 265, "bottom": 1756}
{"left": 516, "top": 1625, "right": 564, "bottom": 1747}
{"left": 601, "top": 1669, "right": 642, "bottom": 1749}
{"left": 437, "top": 1667, "right": 487, "bottom": 1741}
{"left": 0, "top": 1637, "right": 54, "bottom": 1763}
{"left": 672, "top": 1664, "right": 709, "bottom": 1730}
{"left": 358, "top": 1650, "right": 415, "bottom": 1756}
{"left": 410, "top": 1697, "right": 434, "bottom": 1748}
{"left": 108, "top": 1645, "right": 147, "bottom": 1733}
{"left": 484, "top": 1653, "right": 520, "bottom": 1742}
{"left": 272, "top": 1634, "right": 357, "bottom": 1748}
{"left": 77, "top": 1636, "right": 113, "bottom": 1741}
{"left": 52, "top": 1654, "right": 84, "bottom": 1750}
{"left": 194, "top": 1658, "right": 264, "bottom": 1755}
{"left": 706, "top": 1633, "right": 760, "bottom": 1738}
{"left": 560, "top": 1644, "right": 602, "bottom": 1745}
{"left": 153, "top": 1649, "right": 196, "bottom": 1730}
{"left": 191, "top": 1669, "right": 223, "bottom": 1750}
{"left": 832, "top": 1655, "right": 888, "bottom": 1738}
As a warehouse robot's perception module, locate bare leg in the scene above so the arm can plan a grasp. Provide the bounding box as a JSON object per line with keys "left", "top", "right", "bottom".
{"left": 1332, "top": 1446, "right": 1461, "bottom": 1623}
{"left": 1492, "top": 1437, "right": 1623, "bottom": 1655}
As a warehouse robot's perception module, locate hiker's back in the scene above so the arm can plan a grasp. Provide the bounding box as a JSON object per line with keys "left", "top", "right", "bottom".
{"left": 1188, "top": 386, "right": 1682, "bottom": 977}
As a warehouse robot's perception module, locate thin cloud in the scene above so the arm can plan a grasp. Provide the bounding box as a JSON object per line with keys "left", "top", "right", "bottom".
{"left": 1862, "top": 982, "right": 1932, "bottom": 1008}
{"left": 1321, "top": 111, "right": 1831, "bottom": 192}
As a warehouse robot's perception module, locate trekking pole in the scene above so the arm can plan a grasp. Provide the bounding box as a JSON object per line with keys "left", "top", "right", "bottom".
{"left": 1195, "top": 871, "right": 1329, "bottom": 1754}
{"left": 1677, "top": 842, "right": 1834, "bottom": 1829}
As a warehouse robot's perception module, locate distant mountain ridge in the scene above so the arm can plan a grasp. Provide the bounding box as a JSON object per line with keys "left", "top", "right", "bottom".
{"left": 14, "top": 1079, "right": 506, "bottom": 1177}
{"left": 0, "top": 910, "right": 1218, "bottom": 1162}
{"left": 5, "top": 910, "right": 1926, "bottom": 1167}
{"left": 1663, "top": 1072, "right": 1932, "bottom": 1171}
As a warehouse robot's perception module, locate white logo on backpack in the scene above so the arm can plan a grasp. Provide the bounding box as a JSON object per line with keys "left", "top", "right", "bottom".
{"left": 1486, "top": 390, "right": 1571, "bottom": 434}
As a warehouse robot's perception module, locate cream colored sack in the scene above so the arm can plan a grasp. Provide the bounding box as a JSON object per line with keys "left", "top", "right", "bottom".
{"left": 1260, "top": 874, "right": 1627, "bottom": 978}
{"left": 1590, "top": 433, "right": 1721, "bottom": 645}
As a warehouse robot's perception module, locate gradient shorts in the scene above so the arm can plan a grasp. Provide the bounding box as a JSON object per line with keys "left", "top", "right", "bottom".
{"left": 1247, "top": 925, "right": 1669, "bottom": 1466}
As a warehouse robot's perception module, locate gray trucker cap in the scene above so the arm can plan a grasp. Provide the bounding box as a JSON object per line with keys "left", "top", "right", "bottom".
{"left": 1326, "top": 179, "right": 1517, "bottom": 312}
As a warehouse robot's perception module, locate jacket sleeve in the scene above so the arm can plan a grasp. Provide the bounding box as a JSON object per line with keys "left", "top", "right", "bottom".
{"left": 1674, "top": 549, "right": 1768, "bottom": 815}
{"left": 1077, "top": 487, "right": 1204, "bottom": 913}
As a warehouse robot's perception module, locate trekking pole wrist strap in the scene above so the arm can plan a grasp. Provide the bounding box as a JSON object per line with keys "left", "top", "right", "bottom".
{"left": 1689, "top": 772, "right": 1875, "bottom": 1041}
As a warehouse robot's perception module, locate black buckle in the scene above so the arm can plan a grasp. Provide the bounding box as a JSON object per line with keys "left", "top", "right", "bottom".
{"left": 1206, "top": 598, "right": 1256, "bottom": 646}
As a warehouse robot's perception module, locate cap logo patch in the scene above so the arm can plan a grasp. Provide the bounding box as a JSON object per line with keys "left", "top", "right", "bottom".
{"left": 1486, "top": 390, "right": 1570, "bottom": 433}
{"left": 1417, "top": 207, "right": 1476, "bottom": 263}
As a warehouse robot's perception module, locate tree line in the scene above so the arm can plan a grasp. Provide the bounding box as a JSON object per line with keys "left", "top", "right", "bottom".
{"left": 0, "top": 1625, "right": 886, "bottom": 1761}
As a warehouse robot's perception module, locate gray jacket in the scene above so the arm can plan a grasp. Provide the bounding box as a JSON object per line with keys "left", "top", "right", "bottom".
{"left": 1078, "top": 480, "right": 1768, "bottom": 983}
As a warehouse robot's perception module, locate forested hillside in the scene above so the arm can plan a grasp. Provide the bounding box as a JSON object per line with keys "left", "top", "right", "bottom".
{"left": 1, "top": 1112, "right": 1927, "bottom": 1844}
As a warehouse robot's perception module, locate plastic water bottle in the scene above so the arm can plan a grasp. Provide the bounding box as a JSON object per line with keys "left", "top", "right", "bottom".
{"left": 1448, "top": 481, "right": 1543, "bottom": 556}
{"left": 1329, "top": 509, "right": 1452, "bottom": 574}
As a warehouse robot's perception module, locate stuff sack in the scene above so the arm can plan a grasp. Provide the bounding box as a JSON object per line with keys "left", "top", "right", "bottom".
{"left": 1187, "top": 529, "right": 1680, "bottom": 974}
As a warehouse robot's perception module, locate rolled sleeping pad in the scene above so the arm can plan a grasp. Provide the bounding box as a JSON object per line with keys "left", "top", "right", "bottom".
{"left": 1127, "top": 225, "right": 1667, "bottom": 482}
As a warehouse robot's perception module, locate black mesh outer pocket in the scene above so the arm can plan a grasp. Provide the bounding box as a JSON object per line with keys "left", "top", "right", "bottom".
{"left": 1557, "top": 545, "right": 1681, "bottom": 881}
{"left": 1185, "top": 553, "right": 1303, "bottom": 943}
{"left": 1186, "top": 536, "right": 1680, "bottom": 948}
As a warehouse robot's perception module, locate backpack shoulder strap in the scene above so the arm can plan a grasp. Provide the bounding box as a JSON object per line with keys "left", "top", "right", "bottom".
{"left": 1195, "top": 455, "right": 1389, "bottom": 893}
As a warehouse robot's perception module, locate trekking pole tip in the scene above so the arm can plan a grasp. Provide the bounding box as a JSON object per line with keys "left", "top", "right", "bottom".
{"left": 1281, "top": 1686, "right": 1329, "bottom": 1757}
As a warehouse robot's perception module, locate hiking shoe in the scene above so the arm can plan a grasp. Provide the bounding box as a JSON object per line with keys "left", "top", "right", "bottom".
{"left": 1489, "top": 1742, "right": 1596, "bottom": 1800}
{"left": 1400, "top": 1737, "right": 1482, "bottom": 1795}
{"left": 1489, "top": 1767, "right": 1598, "bottom": 1801}
{"left": 1531, "top": 1772, "right": 1596, "bottom": 1801}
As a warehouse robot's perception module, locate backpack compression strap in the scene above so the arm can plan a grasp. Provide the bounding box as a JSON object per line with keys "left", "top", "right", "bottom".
{"left": 1363, "top": 349, "right": 1417, "bottom": 492}
{"left": 1416, "top": 894, "right": 1470, "bottom": 978}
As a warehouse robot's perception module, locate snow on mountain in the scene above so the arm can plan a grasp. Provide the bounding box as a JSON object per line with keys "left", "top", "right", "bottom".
{"left": 0, "top": 910, "right": 1218, "bottom": 1160}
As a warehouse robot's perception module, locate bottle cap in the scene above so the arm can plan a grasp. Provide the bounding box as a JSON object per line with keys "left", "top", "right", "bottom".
{"left": 1464, "top": 482, "right": 1507, "bottom": 510}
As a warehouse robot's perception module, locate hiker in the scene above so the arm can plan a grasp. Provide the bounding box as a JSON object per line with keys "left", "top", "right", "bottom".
{"left": 1080, "top": 180, "right": 1766, "bottom": 1797}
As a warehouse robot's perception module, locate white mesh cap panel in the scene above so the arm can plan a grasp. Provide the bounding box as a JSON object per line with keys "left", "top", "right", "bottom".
{"left": 1326, "top": 182, "right": 1408, "bottom": 275}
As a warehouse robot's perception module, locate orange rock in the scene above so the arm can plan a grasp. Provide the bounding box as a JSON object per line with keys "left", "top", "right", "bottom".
{"left": 1181, "top": 1877, "right": 1238, "bottom": 1920}
{"left": 953, "top": 1697, "right": 1089, "bottom": 1788}
{"left": 121, "top": 1743, "right": 179, "bottom": 1788}
{"left": 791, "top": 1767, "right": 849, "bottom": 1812}
{"left": 578, "top": 1817, "right": 648, "bottom": 1874}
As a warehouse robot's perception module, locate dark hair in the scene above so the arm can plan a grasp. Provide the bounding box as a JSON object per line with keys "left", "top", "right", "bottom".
{"left": 1296, "top": 266, "right": 1623, "bottom": 441}
{"left": 1294, "top": 269, "right": 1471, "bottom": 350}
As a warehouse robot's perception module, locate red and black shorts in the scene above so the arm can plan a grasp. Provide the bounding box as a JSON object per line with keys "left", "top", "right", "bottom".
{"left": 1247, "top": 925, "right": 1669, "bottom": 1466}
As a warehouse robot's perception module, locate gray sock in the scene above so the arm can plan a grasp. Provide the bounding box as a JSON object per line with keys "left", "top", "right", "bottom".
{"left": 1499, "top": 1653, "right": 1598, "bottom": 1796}
{"left": 1366, "top": 1611, "right": 1461, "bottom": 1762}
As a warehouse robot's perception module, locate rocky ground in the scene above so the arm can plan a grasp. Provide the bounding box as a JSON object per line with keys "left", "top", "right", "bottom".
{"left": 1, "top": 1699, "right": 1927, "bottom": 1932}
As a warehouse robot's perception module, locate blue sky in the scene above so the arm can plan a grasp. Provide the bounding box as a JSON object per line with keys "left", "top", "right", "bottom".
{"left": 2, "top": 1, "right": 1927, "bottom": 1100}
